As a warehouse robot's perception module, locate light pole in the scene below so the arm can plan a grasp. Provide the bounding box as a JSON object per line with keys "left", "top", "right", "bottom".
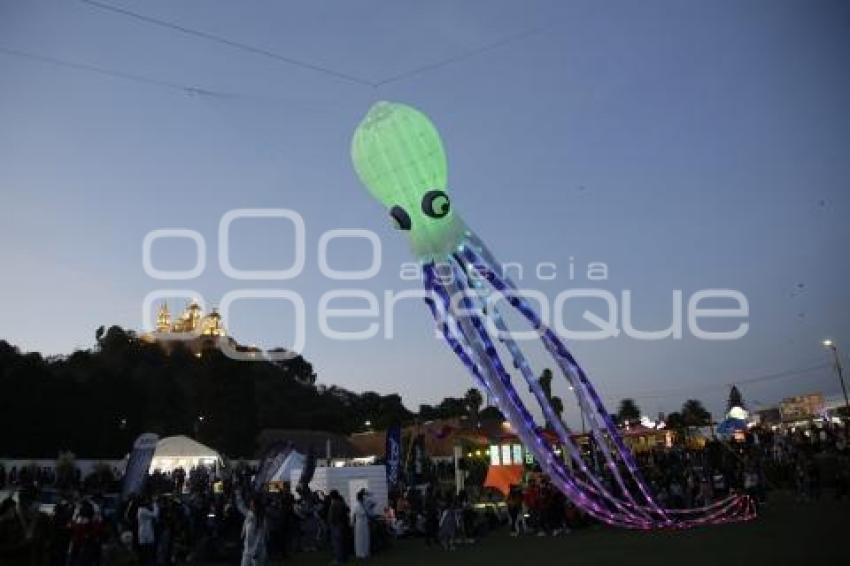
{"left": 823, "top": 339, "right": 850, "bottom": 418}
{"left": 194, "top": 415, "right": 205, "bottom": 439}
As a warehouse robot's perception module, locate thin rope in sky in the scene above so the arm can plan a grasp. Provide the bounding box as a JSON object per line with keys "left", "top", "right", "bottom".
{"left": 78, "top": 0, "right": 545, "bottom": 89}
{"left": 78, "top": 0, "right": 375, "bottom": 87}
{"left": 734, "top": 363, "right": 832, "bottom": 386}
{"left": 0, "top": 45, "right": 234, "bottom": 98}
{"left": 373, "top": 25, "right": 548, "bottom": 86}
{"left": 599, "top": 362, "right": 832, "bottom": 401}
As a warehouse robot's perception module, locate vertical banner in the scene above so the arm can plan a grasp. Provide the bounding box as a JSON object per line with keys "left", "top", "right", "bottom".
{"left": 121, "top": 433, "right": 159, "bottom": 499}
{"left": 406, "top": 433, "right": 426, "bottom": 484}
{"left": 414, "top": 434, "right": 425, "bottom": 480}
{"left": 385, "top": 425, "right": 401, "bottom": 488}
{"left": 254, "top": 442, "right": 291, "bottom": 491}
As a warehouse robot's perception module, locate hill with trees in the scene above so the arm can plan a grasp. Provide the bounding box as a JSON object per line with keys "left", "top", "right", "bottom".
{"left": 0, "top": 326, "right": 478, "bottom": 458}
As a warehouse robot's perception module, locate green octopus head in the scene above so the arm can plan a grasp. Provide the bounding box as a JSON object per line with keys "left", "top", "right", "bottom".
{"left": 351, "top": 101, "right": 466, "bottom": 262}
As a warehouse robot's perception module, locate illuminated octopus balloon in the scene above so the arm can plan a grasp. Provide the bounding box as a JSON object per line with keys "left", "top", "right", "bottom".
{"left": 351, "top": 101, "right": 755, "bottom": 529}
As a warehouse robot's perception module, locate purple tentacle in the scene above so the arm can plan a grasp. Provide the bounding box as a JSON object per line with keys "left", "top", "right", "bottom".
{"left": 456, "top": 237, "right": 754, "bottom": 527}
{"left": 447, "top": 256, "right": 660, "bottom": 523}
{"left": 422, "top": 262, "right": 650, "bottom": 528}
{"left": 458, "top": 243, "right": 666, "bottom": 514}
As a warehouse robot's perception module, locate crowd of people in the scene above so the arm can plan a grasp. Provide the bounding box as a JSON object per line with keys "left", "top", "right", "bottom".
{"left": 0, "top": 459, "right": 399, "bottom": 566}
{"left": 640, "top": 425, "right": 850, "bottom": 507}
{"left": 493, "top": 424, "right": 850, "bottom": 535}
{"left": 1, "top": 423, "right": 848, "bottom": 565}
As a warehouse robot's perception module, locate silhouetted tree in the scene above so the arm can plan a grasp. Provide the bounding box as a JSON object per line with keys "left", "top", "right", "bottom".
{"left": 665, "top": 411, "right": 685, "bottom": 429}
{"left": 681, "top": 399, "right": 712, "bottom": 427}
{"left": 539, "top": 368, "right": 553, "bottom": 401}
{"left": 464, "top": 388, "right": 484, "bottom": 423}
{"left": 0, "top": 329, "right": 547, "bottom": 458}
{"left": 550, "top": 396, "right": 564, "bottom": 424}
{"left": 616, "top": 398, "right": 641, "bottom": 425}
{"left": 480, "top": 406, "right": 506, "bottom": 422}
{"left": 436, "top": 397, "right": 467, "bottom": 419}
{"left": 0, "top": 329, "right": 418, "bottom": 457}
{"left": 537, "top": 368, "right": 564, "bottom": 429}
{"left": 727, "top": 385, "right": 744, "bottom": 411}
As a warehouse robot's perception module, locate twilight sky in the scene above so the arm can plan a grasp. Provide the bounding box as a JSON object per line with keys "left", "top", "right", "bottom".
{"left": 1, "top": 0, "right": 848, "bottom": 426}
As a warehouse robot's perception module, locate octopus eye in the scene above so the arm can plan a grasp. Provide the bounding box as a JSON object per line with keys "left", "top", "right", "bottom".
{"left": 421, "top": 190, "right": 450, "bottom": 219}
{"left": 389, "top": 205, "right": 411, "bottom": 231}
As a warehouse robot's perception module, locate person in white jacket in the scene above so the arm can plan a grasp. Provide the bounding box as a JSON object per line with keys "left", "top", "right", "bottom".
{"left": 235, "top": 490, "right": 268, "bottom": 566}
{"left": 352, "top": 489, "right": 371, "bottom": 559}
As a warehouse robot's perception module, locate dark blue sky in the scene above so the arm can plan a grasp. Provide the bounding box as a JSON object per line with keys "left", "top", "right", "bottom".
{"left": 1, "top": 0, "right": 848, "bottom": 425}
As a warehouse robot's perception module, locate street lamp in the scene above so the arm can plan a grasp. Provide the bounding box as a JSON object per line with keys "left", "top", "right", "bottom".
{"left": 194, "top": 415, "right": 205, "bottom": 439}
{"left": 822, "top": 339, "right": 849, "bottom": 416}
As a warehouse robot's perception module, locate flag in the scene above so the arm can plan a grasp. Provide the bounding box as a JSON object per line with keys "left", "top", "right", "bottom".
{"left": 254, "top": 442, "right": 293, "bottom": 491}
{"left": 254, "top": 442, "right": 291, "bottom": 491}
{"left": 121, "top": 433, "right": 158, "bottom": 499}
{"left": 385, "top": 425, "right": 402, "bottom": 488}
{"left": 299, "top": 446, "right": 317, "bottom": 488}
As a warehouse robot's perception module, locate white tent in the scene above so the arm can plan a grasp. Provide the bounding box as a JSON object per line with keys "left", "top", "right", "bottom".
{"left": 308, "top": 466, "right": 388, "bottom": 513}
{"left": 149, "top": 435, "right": 221, "bottom": 473}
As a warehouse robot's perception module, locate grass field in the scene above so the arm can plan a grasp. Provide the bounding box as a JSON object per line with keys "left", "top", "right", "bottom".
{"left": 283, "top": 491, "right": 847, "bottom": 565}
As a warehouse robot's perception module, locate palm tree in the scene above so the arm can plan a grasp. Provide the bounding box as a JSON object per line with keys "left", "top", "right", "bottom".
{"left": 537, "top": 369, "right": 562, "bottom": 429}
{"left": 539, "top": 368, "right": 554, "bottom": 401}
{"left": 550, "top": 396, "right": 565, "bottom": 425}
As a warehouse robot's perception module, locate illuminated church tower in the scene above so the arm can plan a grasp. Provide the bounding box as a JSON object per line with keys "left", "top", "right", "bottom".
{"left": 156, "top": 302, "right": 172, "bottom": 333}
{"left": 201, "top": 308, "right": 226, "bottom": 337}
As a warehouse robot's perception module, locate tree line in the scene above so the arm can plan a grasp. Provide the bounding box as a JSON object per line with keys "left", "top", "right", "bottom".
{"left": 0, "top": 326, "right": 489, "bottom": 459}
{"left": 615, "top": 397, "right": 713, "bottom": 428}
{"left": 1, "top": 324, "right": 722, "bottom": 460}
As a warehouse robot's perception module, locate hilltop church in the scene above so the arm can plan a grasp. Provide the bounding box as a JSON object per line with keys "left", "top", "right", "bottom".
{"left": 142, "top": 300, "right": 252, "bottom": 356}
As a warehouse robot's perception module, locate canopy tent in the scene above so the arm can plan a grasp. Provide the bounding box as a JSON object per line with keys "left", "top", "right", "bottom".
{"left": 717, "top": 406, "right": 750, "bottom": 438}
{"left": 149, "top": 435, "right": 222, "bottom": 473}
{"left": 716, "top": 417, "right": 748, "bottom": 437}
{"left": 483, "top": 464, "right": 523, "bottom": 496}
